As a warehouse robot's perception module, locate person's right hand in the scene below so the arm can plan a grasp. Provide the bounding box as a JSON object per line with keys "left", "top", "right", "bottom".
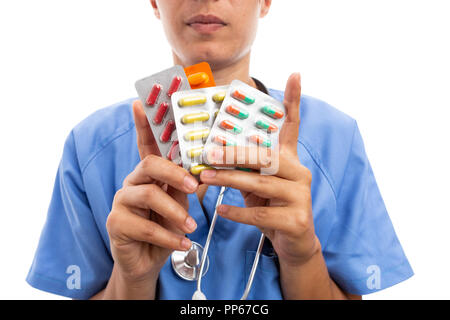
{"left": 106, "top": 100, "right": 199, "bottom": 284}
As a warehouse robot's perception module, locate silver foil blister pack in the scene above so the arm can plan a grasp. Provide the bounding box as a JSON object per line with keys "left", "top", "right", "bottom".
{"left": 170, "top": 86, "right": 229, "bottom": 175}
{"left": 135, "top": 65, "right": 190, "bottom": 163}
{"left": 203, "top": 80, "right": 287, "bottom": 167}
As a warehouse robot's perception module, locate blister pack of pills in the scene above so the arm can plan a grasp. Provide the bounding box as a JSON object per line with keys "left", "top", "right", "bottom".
{"left": 184, "top": 62, "right": 216, "bottom": 90}
{"left": 135, "top": 65, "right": 192, "bottom": 164}
{"left": 171, "top": 86, "right": 229, "bottom": 175}
{"left": 203, "top": 80, "right": 287, "bottom": 167}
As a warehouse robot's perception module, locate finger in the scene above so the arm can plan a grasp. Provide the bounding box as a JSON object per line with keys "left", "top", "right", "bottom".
{"left": 116, "top": 185, "right": 197, "bottom": 234}
{"left": 279, "top": 73, "right": 302, "bottom": 153}
{"left": 167, "top": 185, "right": 189, "bottom": 212}
{"left": 124, "top": 154, "right": 199, "bottom": 193}
{"left": 108, "top": 209, "right": 192, "bottom": 251}
{"left": 216, "top": 205, "right": 298, "bottom": 234}
{"left": 200, "top": 169, "right": 298, "bottom": 201}
{"left": 206, "top": 146, "right": 302, "bottom": 180}
{"left": 133, "top": 100, "right": 161, "bottom": 159}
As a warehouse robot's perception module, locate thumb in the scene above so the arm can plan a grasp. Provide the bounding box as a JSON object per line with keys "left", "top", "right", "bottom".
{"left": 279, "top": 73, "right": 302, "bottom": 153}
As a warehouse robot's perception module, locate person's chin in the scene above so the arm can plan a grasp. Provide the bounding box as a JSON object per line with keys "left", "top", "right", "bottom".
{"left": 182, "top": 41, "right": 227, "bottom": 62}
{"left": 188, "top": 50, "right": 234, "bottom": 68}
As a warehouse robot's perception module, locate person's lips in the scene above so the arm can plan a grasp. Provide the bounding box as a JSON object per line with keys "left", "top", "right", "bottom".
{"left": 186, "top": 14, "right": 227, "bottom": 34}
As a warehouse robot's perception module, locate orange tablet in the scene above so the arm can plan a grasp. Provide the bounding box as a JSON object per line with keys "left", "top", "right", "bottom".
{"left": 184, "top": 62, "right": 216, "bottom": 89}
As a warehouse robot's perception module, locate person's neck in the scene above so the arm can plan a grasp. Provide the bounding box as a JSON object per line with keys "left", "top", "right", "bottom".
{"left": 173, "top": 52, "right": 257, "bottom": 89}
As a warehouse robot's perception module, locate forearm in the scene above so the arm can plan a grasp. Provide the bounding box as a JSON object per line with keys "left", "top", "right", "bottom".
{"left": 279, "top": 237, "right": 357, "bottom": 300}
{"left": 96, "top": 264, "right": 159, "bottom": 300}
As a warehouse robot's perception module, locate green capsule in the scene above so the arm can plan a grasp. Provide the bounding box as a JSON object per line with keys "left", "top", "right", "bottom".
{"left": 232, "top": 90, "right": 255, "bottom": 105}
{"left": 250, "top": 135, "right": 272, "bottom": 148}
{"left": 214, "top": 135, "right": 237, "bottom": 146}
{"left": 226, "top": 105, "right": 249, "bottom": 120}
{"left": 255, "top": 119, "right": 278, "bottom": 133}
{"left": 219, "top": 120, "right": 243, "bottom": 134}
{"left": 261, "top": 105, "right": 284, "bottom": 119}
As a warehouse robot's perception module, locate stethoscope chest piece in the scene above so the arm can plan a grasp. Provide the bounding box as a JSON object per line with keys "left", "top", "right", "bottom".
{"left": 171, "top": 241, "right": 209, "bottom": 281}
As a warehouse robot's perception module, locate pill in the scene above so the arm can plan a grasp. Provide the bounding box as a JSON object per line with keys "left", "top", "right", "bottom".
{"left": 261, "top": 105, "right": 284, "bottom": 119}
{"left": 214, "top": 110, "right": 219, "bottom": 119}
{"left": 153, "top": 102, "right": 169, "bottom": 125}
{"left": 187, "top": 146, "right": 204, "bottom": 159}
{"left": 232, "top": 90, "right": 255, "bottom": 105}
{"left": 181, "top": 112, "right": 210, "bottom": 124}
{"left": 226, "top": 105, "right": 249, "bottom": 119}
{"left": 214, "top": 135, "right": 237, "bottom": 146}
{"left": 219, "top": 120, "right": 243, "bottom": 134}
{"left": 167, "top": 140, "right": 180, "bottom": 161}
{"left": 160, "top": 120, "right": 175, "bottom": 143}
{"left": 184, "top": 128, "right": 210, "bottom": 141}
{"left": 255, "top": 119, "right": 278, "bottom": 133}
{"left": 188, "top": 72, "right": 209, "bottom": 86}
{"left": 212, "top": 91, "right": 227, "bottom": 103}
{"left": 167, "top": 76, "right": 182, "bottom": 97}
{"left": 146, "top": 84, "right": 162, "bottom": 106}
{"left": 249, "top": 134, "right": 271, "bottom": 147}
{"left": 178, "top": 95, "right": 208, "bottom": 107}
{"left": 190, "top": 164, "right": 214, "bottom": 175}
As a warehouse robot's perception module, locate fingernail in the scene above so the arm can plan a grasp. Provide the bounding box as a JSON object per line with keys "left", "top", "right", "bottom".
{"left": 217, "top": 205, "right": 229, "bottom": 215}
{"left": 181, "top": 238, "right": 192, "bottom": 250}
{"left": 185, "top": 216, "right": 197, "bottom": 232}
{"left": 208, "top": 148, "right": 224, "bottom": 163}
{"left": 201, "top": 170, "right": 216, "bottom": 179}
{"left": 184, "top": 175, "right": 198, "bottom": 191}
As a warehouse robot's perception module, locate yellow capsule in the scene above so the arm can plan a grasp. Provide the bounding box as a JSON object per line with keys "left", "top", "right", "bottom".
{"left": 178, "top": 95, "right": 207, "bottom": 107}
{"left": 181, "top": 112, "right": 210, "bottom": 124}
{"left": 212, "top": 91, "right": 227, "bottom": 103}
{"left": 190, "top": 164, "right": 214, "bottom": 175}
{"left": 187, "top": 146, "right": 204, "bottom": 159}
{"left": 188, "top": 72, "right": 209, "bottom": 86}
{"left": 184, "top": 128, "right": 210, "bottom": 141}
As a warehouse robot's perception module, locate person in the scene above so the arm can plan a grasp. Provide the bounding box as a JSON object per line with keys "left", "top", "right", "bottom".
{"left": 26, "top": 0, "right": 413, "bottom": 300}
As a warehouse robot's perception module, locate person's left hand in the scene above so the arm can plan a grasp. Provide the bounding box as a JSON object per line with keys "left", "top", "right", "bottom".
{"left": 200, "top": 73, "right": 320, "bottom": 267}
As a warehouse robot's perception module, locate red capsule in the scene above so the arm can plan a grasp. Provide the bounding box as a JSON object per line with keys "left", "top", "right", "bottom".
{"left": 249, "top": 134, "right": 271, "bottom": 147}
{"left": 160, "top": 120, "right": 175, "bottom": 143}
{"left": 219, "top": 120, "right": 243, "bottom": 134}
{"left": 232, "top": 90, "right": 255, "bottom": 104}
{"left": 167, "top": 76, "right": 182, "bottom": 97}
{"left": 214, "top": 135, "right": 236, "bottom": 146}
{"left": 153, "top": 102, "right": 169, "bottom": 125}
{"left": 146, "top": 84, "right": 162, "bottom": 106}
{"left": 167, "top": 140, "right": 180, "bottom": 161}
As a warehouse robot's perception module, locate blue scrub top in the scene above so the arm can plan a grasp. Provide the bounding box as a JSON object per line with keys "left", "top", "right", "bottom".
{"left": 26, "top": 89, "right": 413, "bottom": 299}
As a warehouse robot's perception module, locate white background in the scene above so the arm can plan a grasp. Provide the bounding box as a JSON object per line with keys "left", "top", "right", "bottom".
{"left": 0, "top": 0, "right": 449, "bottom": 299}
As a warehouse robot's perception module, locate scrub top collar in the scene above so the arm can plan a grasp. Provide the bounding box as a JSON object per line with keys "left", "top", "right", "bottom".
{"left": 252, "top": 77, "right": 269, "bottom": 95}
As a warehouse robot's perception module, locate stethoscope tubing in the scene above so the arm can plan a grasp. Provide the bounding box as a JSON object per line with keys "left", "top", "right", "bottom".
{"left": 195, "top": 186, "right": 226, "bottom": 294}
{"left": 193, "top": 186, "right": 265, "bottom": 300}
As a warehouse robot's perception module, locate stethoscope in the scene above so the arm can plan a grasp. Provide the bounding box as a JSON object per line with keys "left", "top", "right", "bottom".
{"left": 171, "top": 186, "right": 265, "bottom": 300}
{"left": 171, "top": 78, "right": 269, "bottom": 300}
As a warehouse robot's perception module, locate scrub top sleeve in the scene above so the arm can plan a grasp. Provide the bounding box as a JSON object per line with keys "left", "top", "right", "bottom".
{"left": 323, "top": 122, "right": 413, "bottom": 295}
{"left": 26, "top": 131, "right": 113, "bottom": 299}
